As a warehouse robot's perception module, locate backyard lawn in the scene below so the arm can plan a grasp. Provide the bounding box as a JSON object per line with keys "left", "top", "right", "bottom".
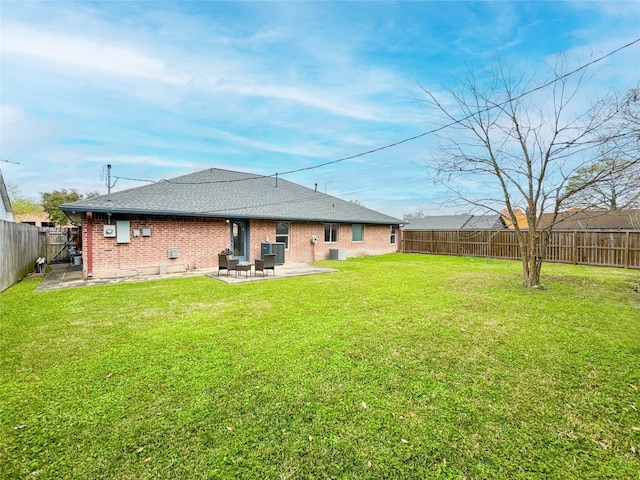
{"left": 1, "top": 253, "right": 639, "bottom": 479}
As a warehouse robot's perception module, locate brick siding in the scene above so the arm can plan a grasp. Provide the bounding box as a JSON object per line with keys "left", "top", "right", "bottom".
{"left": 83, "top": 214, "right": 398, "bottom": 278}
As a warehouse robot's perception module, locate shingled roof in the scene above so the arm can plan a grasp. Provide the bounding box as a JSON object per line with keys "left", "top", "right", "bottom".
{"left": 60, "top": 167, "right": 401, "bottom": 225}
{"left": 538, "top": 209, "right": 640, "bottom": 230}
{"left": 402, "top": 214, "right": 506, "bottom": 230}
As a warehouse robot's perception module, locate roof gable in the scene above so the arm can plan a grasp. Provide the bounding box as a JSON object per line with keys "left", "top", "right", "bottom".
{"left": 60, "top": 167, "right": 401, "bottom": 225}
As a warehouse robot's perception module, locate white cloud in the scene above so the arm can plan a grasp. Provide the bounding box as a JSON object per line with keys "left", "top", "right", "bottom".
{"left": 0, "top": 105, "right": 23, "bottom": 130}
{"left": 2, "top": 25, "right": 189, "bottom": 85}
{"left": 2, "top": 11, "right": 418, "bottom": 124}
{"left": 0, "top": 104, "right": 64, "bottom": 150}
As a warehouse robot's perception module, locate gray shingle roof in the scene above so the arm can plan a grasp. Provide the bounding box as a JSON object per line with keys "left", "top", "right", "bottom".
{"left": 403, "top": 215, "right": 473, "bottom": 230}
{"left": 462, "top": 214, "right": 506, "bottom": 230}
{"left": 60, "top": 167, "right": 401, "bottom": 225}
{"left": 403, "top": 214, "right": 506, "bottom": 230}
{"left": 538, "top": 209, "right": 640, "bottom": 230}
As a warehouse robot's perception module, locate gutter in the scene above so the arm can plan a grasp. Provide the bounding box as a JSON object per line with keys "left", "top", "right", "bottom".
{"left": 60, "top": 206, "right": 402, "bottom": 225}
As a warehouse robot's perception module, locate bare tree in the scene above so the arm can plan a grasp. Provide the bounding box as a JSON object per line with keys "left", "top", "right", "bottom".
{"left": 421, "top": 57, "right": 636, "bottom": 287}
{"left": 403, "top": 209, "right": 426, "bottom": 221}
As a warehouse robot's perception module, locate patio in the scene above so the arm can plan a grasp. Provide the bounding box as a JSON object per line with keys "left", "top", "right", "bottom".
{"left": 35, "top": 262, "right": 337, "bottom": 291}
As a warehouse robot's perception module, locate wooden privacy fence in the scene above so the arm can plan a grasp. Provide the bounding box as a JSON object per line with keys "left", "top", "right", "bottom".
{"left": 402, "top": 229, "right": 640, "bottom": 269}
{"left": 0, "top": 220, "right": 45, "bottom": 292}
{"left": 42, "top": 227, "right": 79, "bottom": 262}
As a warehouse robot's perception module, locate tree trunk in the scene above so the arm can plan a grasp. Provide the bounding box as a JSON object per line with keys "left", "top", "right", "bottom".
{"left": 521, "top": 230, "right": 542, "bottom": 288}
{"left": 522, "top": 252, "right": 542, "bottom": 287}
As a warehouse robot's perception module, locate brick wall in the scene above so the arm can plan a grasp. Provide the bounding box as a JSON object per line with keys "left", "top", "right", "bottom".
{"left": 86, "top": 214, "right": 228, "bottom": 278}
{"left": 250, "top": 220, "right": 398, "bottom": 262}
{"left": 82, "top": 214, "right": 398, "bottom": 278}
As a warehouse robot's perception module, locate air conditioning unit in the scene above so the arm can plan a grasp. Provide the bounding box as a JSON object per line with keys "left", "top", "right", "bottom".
{"left": 167, "top": 248, "right": 179, "bottom": 259}
{"left": 329, "top": 248, "right": 347, "bottom": 260}
{"left": 260, "top": 242, "right": 285, "bottom": 264}
{"left": 103, "top": 224, "right": 116, "bottom": 237}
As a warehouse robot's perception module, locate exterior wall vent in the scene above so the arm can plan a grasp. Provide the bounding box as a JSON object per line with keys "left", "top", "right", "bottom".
{"left": 167, "top": 248, "right": 179, "bottom": 259}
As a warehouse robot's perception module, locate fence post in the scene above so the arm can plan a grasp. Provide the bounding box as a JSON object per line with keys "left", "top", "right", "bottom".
{"left": 488, "top": 231, "right": 493, "bottom": 258}
{"left": 572, "top": 231, "right": 578, "bottom": 265}
{"left": 624, "top": 230, "right": 630, "bottom": 269}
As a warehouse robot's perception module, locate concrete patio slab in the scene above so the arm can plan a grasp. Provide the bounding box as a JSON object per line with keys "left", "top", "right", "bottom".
{"left": 208, "top": 262, "right": 337, "bottom": 284}
{"left": 35, "top": 262, "right": 337, "bottom": 291}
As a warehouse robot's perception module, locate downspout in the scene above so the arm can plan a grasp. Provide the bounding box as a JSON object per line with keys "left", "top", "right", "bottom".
{"left": 86, "top": 212, "right": 93, "bottom": 278}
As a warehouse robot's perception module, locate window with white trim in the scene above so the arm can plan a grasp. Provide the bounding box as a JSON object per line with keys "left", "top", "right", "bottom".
{"left": 352, "top": 224, "right": 364, "bottom": 242}
{"left": 324, "top": 223, "right": 338, "bottom": 243}
{"left": 276, "top": 221, "right": 290, "bottom": 249}
{"left": 390, "top": 225, "right": 397, "bottom": 245}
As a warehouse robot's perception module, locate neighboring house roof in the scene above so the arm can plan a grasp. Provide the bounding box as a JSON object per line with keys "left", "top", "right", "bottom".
{"left": 462, "top": 214, "right": 507, "bottom": 230}
{"left": 403, "top": 214, "right": 506, "bottom": 230}
{"left": 502, "top": 209, "right": 528, "bottom": 229}
{"left": 403, "top": 215, "right": 473, "bottom": 230}
{"left": 60, "top": 167, "right": 402, "bottom": 225}
{"left": 14, "top": 209, "right": 60, "bottom": 227}
{"left": 0, "top": 170, "right": 15, "bottom": 221}
{"left": 538, "top": 209, "right": 640, "bottom": 230}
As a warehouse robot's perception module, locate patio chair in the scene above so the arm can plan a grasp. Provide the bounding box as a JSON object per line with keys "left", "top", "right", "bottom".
{"left": 218, "top": 254, "right": 239, "bottom": 276}
{"left": 255, "top": 254, "right": 276, "bottom": 277}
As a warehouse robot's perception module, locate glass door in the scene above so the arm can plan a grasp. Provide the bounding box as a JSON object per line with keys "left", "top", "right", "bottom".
{"left": 230, "top": 220, "right": 248, "bottom": 261}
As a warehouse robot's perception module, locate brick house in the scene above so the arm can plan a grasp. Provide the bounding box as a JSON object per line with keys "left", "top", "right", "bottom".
{"left": 60, "top": 168, "right": 402, "bottom": 278}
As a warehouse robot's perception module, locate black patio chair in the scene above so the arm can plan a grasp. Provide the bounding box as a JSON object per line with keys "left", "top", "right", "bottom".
{"left": 255, "top": 254, "right": 276, "bottom": 277}
{"left": 218, "top": 254, "right": 239, "bottom": 276}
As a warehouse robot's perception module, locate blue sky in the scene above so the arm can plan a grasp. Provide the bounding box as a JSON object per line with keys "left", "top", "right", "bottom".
{"left": 1, "top": 1, "right": 639, "bottom": 218}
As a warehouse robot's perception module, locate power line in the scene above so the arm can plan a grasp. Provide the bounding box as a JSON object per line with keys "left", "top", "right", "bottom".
{"left": 110, "top": 37, "right": 640, "bottom": 188}
{"left": 278, "top": 37, "right": 640, "bottom": 176}
{"left": 114, "top": 175, "right": 156, "bottom": 183}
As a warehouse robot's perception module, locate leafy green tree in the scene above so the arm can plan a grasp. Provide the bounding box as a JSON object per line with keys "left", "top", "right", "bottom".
{"left": 564, "top": 88, "right": 639, "bottom": 211}
{"left": 564, "top": 158, "right": 640, "bottom": 210}
{"left": 41, "top": 189, "right": 81, "bottom": 225}
{"left": 6, "top": 184, "right": 41, "bottom": 216}
{"left": 12, "top": 198, "right": 42, "bottom": 216}
{"left": 41, "top": 189, "right": 99, "bottom": 225}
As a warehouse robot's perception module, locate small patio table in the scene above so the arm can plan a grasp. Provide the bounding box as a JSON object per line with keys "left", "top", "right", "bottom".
{"left": 236, "top": 263, "right": 253, "bottom": 277}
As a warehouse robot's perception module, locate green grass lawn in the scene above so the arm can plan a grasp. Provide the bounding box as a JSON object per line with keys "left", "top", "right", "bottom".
{"left": 1, "top": 254, "right": 639, "bottom": 479}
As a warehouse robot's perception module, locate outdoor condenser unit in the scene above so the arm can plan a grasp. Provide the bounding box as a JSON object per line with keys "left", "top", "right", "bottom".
{"left": 329, "top": 248, "right": 347, "bottom": 260}
{"left": 167, "top": 248, "right": 179, "bottom": 259}
{"left": 260, "top": 242, "right": 285, "bottom": 264}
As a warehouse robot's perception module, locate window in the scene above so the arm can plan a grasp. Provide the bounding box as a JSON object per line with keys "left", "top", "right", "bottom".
{"left": 390, "top": 225, "right": 397, "bottom": 245}
{"left": 352, "top": 224, "right": 364, "bottom": 242}
{"left": 276, "top": 221, "right": 289, "bottom": 249}
{"left": 324, "top": 223, "right": 338, "bottom": 243}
